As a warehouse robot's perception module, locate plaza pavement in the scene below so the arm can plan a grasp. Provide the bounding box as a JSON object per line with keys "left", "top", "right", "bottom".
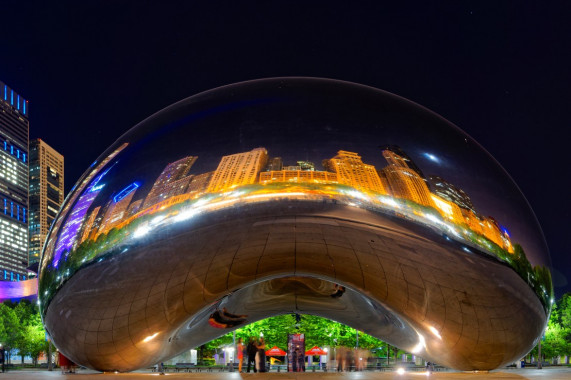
{"left": 2, "top": 368, "right": 571, "bottom": 380}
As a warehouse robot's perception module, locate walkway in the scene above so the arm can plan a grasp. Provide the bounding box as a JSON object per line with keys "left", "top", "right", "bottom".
{"left": 1, "top": 368, "right": 571, "bottom": 380}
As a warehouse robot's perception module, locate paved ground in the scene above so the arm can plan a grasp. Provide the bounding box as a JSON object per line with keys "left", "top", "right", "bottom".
{"left": 1, "top": 368, "right": 571, "bottom": 380}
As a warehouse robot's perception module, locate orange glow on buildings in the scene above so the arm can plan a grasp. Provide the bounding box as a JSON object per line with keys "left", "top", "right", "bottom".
{"left": 207, "top": 148, "right": 268, "bottom": 193}
{"left": 323, "top": 150, "right": 385, "bottom": 194}
{"left": 380, "top": 166, "right": 433, "bottom": 207}
{"left": 82, "top": 145, "right": 514, "bottom": 260}
{"left": 431, "top": 194, "right": 463, "bottom": 223}
{"left": 260, "top": 169, "right": 338, "bottom": 184}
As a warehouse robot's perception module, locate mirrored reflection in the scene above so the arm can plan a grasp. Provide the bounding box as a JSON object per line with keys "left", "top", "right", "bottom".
{"left": 39, "top": 78, "right": 551, "bottom": 372}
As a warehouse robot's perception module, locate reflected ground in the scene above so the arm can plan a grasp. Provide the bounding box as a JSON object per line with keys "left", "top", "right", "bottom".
{"left": 4, "top": 368, "right": 571, "bottom": 380}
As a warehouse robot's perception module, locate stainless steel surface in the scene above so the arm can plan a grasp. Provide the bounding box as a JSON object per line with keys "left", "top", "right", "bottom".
{"left": 39, "top": 78, "right": 551, "bottom": 372}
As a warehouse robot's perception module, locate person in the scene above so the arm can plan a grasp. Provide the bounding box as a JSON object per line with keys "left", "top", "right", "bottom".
{"left": 237, "top": 338, "right": 244, "bottom": 373}
{"left": 426, "top": 361, "right": 433, "bottom": 373}
{"left": 256, "top": 337, "right": 267, "bottom": 372}
{"left": 58, "top": 352, "right": 70, "bottom": 374}
{"left": 208, "top": 308, "right": 248, "bottom": 329}
{"left": 336, "top": 346, "right": 345, "bottom": 372}
{"left": 292, "top": 348, "right": 298, "bottom": 372}
{"left": 298, "top": 347, "right": 305, "bottom": 372}
{"left": 246, "top": 337, "right": 257, "bottom": 373}
{"left": 0, "top": 347, "right": 5, "bottom": 373}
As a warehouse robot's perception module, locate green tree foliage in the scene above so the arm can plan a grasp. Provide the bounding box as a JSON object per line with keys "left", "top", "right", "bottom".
{"left": 0, "top": 302, "right": 23, "bottom": 363}
{"left": 531, "top": 293, "right": 571, "bottom": 362}
{"left": 0, "top": 300, "right": 50, "bottom": 366}
{"left": 201, "top": 314, "right": 385, "bottom": 356}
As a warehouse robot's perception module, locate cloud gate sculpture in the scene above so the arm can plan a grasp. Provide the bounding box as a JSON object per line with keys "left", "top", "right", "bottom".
{"left": 39, "top": 78, "right": 551, "bottom": 372}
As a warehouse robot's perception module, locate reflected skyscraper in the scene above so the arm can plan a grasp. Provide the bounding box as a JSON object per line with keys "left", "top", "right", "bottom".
{"left": 143, "top": 156, "right": 197, "bottom": 208}
{"left": 323, "top": 150, "right": 385, "bottom": 194}
{"left": 0, "top": 81, "right": 29, "bottom": 281}
{"left": 380, "top": 149, "right": 433, "bottom": 208}
{"left": 29, "top": 139, "right": 64, "bottom": 265}
{"left": 207, "top": 148, "right": 268, "bottom": 193}
{"left": 430, "top": 175, "right": 476, "bottom": 214}
{"left": 98, "top": 183, "right": 139, "bottom": 235}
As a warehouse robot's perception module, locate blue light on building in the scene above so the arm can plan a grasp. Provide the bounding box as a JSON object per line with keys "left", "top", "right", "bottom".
{"left": 114, "top": 182, "right": 140, "bottom": 203}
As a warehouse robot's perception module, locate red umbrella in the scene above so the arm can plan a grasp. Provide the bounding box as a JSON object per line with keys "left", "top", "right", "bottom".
{"left": 305, "top": 346, "right": 327, "bottom": 355}
{"left": 266, "top": 346, "right": 287, "bottom": 356}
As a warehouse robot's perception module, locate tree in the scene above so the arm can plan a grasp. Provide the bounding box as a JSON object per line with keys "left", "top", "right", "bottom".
{"left": 13, "top": 300, "right": 36, "bottom": 363}
{"left": 0, "top": 303, "right": 24, "bottom": 364}
{"left": 531, "top": 293, "right": 571, "bottom": 363}
{"left": 24, "top": 313, "right": 46, "bottom": 366}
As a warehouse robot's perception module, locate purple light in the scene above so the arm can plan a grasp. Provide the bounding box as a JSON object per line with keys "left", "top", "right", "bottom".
{"left": 51, "top": 168, "right": 111, "bottom": 268}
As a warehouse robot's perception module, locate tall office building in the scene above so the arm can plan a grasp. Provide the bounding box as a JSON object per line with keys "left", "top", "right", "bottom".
{"left": 0, "top": 81, "right": 29, "bottom": 281}
{"left": 429, "top": 175, "right": 476, "bottom": 214}
{"left": 29, "top": 139, "right": 64, "bottom": 265}
{"left": 323, "top": 150, "right": 385, "bottom": 194}
{"left": 379, "top": 149, "right": 433, "bottom": 207}
{"left": 207, "top": 148, "right": 268, "bottom": 193}
{"left": 143, "top": 156, "right": 197, "bottom": 209}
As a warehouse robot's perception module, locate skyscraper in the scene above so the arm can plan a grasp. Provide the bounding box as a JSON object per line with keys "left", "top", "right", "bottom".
{"left": 379, "top": 148, "right": 433, "bottom": 207}
{"left": 143, "top": 156, "right": 197, "bottom": 209}
{"left": 323, "top": 150, "right": 385, "bottom": 194}
{"left": 207, "top": 148, "right": 268, "bottom": 193}
{"left": 0, "top": 81, "right": 29, "bottom": 281}
{"left": 29, "top": 139, "right": 64, "bottom": 266}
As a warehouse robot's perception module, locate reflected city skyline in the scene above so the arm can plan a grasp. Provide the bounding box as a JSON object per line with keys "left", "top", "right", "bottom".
{"left": 39, "top": 143, "right": 552, "bottom": 313}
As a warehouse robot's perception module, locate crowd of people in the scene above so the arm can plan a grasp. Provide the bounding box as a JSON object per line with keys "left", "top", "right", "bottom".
{"left": 335, "top": 347, "right": 371, "bottom": 371}
{"left": 236, "top": 337, "right": 268, "bottom": 373}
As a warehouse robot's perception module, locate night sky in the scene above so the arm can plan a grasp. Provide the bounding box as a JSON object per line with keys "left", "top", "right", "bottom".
{"left": 1, "top": 1, "right": 569, "bottom": 297}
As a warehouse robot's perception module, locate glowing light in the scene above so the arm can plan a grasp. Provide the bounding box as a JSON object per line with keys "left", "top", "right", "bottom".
{"left": 133, "top": 225, "right": 151, "bottom": 238}
{"left": 397, "top": 367, "right": 405, "bottom": 375}
{"left": 431, "top": 195, "right": 452, "bottom": 216}
{"left": 411, "top": 333, "right": 426, "bottom": 354}
{"left": 379, "top": 196, "right": 400, "bottom": 208}
{"left": 174, "top": 209, "right": 199, "bottom": 222}
{"left": 143, "top": 332, "right": 159, "bottom": 343}
{"left": 425, "top": 214, "right": 443, "bottom": 225}
{"left": 428, "top": 326, "right": 442, "bottom": 340}
{"left": 424, "top": 153, "right": 440, "bottom": 163}
{"left": 113, "top": 182, "right": 139, "bottom": 203}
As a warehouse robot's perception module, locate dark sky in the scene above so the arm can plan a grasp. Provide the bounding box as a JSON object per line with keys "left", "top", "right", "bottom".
{"left": 1, "top": 1, "right": 569, "bottom": 297}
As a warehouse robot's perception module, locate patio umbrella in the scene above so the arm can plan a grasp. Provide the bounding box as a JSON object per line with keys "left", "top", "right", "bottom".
{"left": 266, "top": 346, "right": 287, "bottom": 356}
{"left": 305, "top": 346, "right": 327, "bottom": 355}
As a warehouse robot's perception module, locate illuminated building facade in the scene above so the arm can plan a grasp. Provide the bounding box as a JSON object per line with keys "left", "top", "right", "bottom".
{"left": 297, "top": 161, "right": 315, "bottom": 171}
{"left": 380, "top": 149, "right": 433, "bottom": 207}
{"left": 28, "top": 139, "right": 64, "bottom": 265}
{"left": 0, "top": 81, "right": 29, "bottom": 281}
{"left": 381, "top": 145, "right": 427, "bottom": 181}
{"left": 187, "top": 171, "right": 213, "bottom": 196}
{"left": 430, "top": 175, "right": 476, "bottom": 213}
{"left": 260, "top": 169, "right": 337, "bottom": 184}
{"left": 207, "top": 148, "right": 268, "bottom": 193}
{"left": 80, "top": 206, "right": 100, "bottom": 244}
{"left": 143, "top": 156, "right": 197, "bottom": 208}
{"left": 126, "top": 199, "right": 142, "bottom": 218}
{"left": 323, "top": 150, "right": 385, "bottom": 194}
{"left": 98, "top": 183, "right": 138, "bottom": 235}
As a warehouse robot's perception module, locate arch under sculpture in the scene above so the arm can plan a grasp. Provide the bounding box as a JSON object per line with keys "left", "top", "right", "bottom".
{"left": 39, "top": 78, "right": 551, "bottom": 372}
